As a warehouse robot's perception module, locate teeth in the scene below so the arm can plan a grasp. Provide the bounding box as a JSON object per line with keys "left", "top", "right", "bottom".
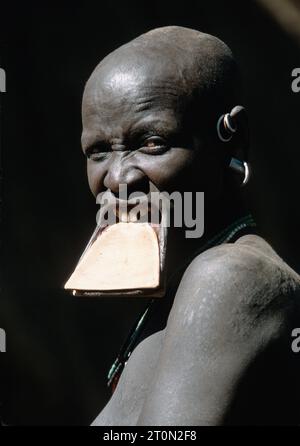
{"left": 129, "top": 211, "right": 137, "bottom": 223}
{"left": 120, "top": 211, "right": 128, "bottom": 223}
{"left": 117, "top": 205, "right": 161, "bottom": 224}
{"left": 139, "top": 207, "right": 148, "bottom": 220}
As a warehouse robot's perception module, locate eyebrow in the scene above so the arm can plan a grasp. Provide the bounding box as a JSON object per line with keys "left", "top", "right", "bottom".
{"left": 129, "top": 117, "right": 180, "bottom": 139}
{"left": 82, "top": 113, "right": 181, "bottom": 151}
{"left": 81, "top": 132, "right": 107, "bottom": 152}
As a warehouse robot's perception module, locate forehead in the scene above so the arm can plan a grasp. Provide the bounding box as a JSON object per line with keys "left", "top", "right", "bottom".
{"left": 81, "top": 57, "right": 192, "bottom": 144}
{"left": 84, "top": 73, "right": 182, "bottom": 117}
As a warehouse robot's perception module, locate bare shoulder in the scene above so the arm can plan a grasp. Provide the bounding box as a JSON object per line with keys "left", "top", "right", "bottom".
{"left": 138, "top": 236, "right": 300, "bottom": 425}
{"left": 184, "top": 234, "right": 300, "bottom": 299}
{"left": 189, "top": 234, "right": 299, "bottom": 285}
{"left": 167, "top": 234, "right": 300, "bottom": 337}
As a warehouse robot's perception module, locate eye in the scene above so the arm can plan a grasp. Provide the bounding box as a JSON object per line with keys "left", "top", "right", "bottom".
{"left": 139, "top": 136, "right": 168, "bottom": 155}
{"left": 85, "top": 144, "right": 110, "bottom": 161}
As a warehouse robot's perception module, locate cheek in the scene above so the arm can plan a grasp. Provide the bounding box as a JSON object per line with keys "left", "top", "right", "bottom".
{"left": 192, "top": 146, "right": 225, "bottom": 199}
{"left": 140, "top": 148, "right": 197, "bottom": 191}
{"left": 141, "top": 147, "right": 224, "bottom": 196}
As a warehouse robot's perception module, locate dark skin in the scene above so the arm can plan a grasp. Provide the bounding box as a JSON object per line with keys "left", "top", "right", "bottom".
{"left": 82, "top": 27, "right": 243, "bottom": 271}
{"left": 82, "top": 57, "right": 215, "bottom": 199}
{"left": 83, "top": 27, "right": 300, "bottom": 425}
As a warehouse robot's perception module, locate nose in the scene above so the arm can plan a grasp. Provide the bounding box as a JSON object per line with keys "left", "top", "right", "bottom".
{"left": 103, "top": 153, "right": 149, "bottom": 197}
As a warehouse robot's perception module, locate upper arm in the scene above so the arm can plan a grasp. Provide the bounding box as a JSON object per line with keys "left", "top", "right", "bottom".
{"left": 91, "top": 330, "right": 164, "bottom": 426}
{"left": 137, "top": 243, "right": 300, "bottom": 425}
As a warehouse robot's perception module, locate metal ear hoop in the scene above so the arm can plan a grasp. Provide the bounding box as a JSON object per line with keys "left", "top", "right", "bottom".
{"left": 229, "top": 158, "right": 250, "bottom": 186}
{"left": 216, "top": 107, "right": 251, "bottom": 186}
{"left": 224, "top": 113, "right": 237, "bottom": 134}
{"left": 217, "top": 114, "right": 232, "bottom": 142}
{"left": 217, "top": 113, "right": 237, "bottom": 142}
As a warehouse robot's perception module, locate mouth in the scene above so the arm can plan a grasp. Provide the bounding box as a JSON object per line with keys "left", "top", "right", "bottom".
{"left": 64, "top": 200, "right": 167, "bottom": 297}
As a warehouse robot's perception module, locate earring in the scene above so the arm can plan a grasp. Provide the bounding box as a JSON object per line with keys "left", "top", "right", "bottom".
{"left": 217, "top": 113, "right": 237, "bottom": 142}
{"left": 229, "top": 158, "right": 250, "bottom": 186}
{"left": 216, "top": 107, "right": 250, "bottom": 186}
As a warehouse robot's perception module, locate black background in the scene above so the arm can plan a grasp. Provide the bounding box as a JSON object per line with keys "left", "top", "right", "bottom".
{"left": 0, "top": 0, "right": 299, "bottom": 425}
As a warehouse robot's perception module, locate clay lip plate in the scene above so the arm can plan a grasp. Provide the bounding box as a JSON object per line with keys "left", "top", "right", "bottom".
{"left": 64, "top": 222, "right": 166, "bottom": 295}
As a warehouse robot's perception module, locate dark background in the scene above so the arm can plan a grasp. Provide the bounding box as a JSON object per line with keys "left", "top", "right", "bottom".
{"left": 0, "top": 0, "right": 299, "bottom": 425}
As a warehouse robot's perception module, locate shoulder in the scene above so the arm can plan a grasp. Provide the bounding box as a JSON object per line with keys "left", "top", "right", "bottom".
{"left": 167, "top": 234, "right": 300, "bottom": 336}
{"left": 189, "top": 234, "right": 298, "bottom": 281}
{"left": 138, "top": 236, "right": 300, "bottom": 425}
{"left": 184, "top": 234, "right": 299, "bottom": 298}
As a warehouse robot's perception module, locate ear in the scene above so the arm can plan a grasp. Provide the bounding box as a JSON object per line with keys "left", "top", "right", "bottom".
{"left": 230, "top": 105, "right": 249, "bottom": 162}
{"left": 216, "top": 106, "right": 250, "bottom": 186}
{"left": 217, "top": 105, "right": 249, "bottom": 162}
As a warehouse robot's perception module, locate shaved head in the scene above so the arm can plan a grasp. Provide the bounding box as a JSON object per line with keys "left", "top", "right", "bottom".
{"left": 83, "top": 26, "right": 240, "bottom": 132}
{"left": 81, "top": 26, "right": 242, "bottom": 201}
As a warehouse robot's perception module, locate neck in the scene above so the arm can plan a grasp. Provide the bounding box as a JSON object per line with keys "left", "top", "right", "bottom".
{"left": 165, "top": 188, "right": 249, "bottom": 277}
